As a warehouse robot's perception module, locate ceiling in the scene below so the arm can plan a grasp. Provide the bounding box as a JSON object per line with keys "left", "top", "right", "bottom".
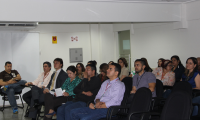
{"left": 58, "top": 0, "right": 194, "bottom": 3}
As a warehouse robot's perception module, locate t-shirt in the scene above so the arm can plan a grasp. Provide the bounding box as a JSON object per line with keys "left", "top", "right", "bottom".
{"left": 132, "top": 72, "right": 156, "bottom": 97}
{"left": 119, "top": 66, "right": 129, "bottom": 79}
{"left": 0, "top": 70, "right": 19, "bottom": 82}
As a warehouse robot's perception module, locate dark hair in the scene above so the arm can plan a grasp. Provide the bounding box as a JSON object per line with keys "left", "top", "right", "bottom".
{"left": 158, "top": 58, "right": 164, "bottom": 67}
{"left": 161, "top": 60, "right": 172, "bottom": 69}
{"left": 171, "top": 55, "right": 183, "bottom": 67}
{"left": 5, "top": 61, "right": 12, "bottom": 66}
{"left": 118, "top": 57, "right": 128, "bottom": 67}
{"left": 100, "top": 63, "right": 109, "bottom": 73}
{"left": 108, "top": 61, "right": 114, "bottom": 64}
{"left": 86, "top": 64, "right": 96, "bottom": 74}
{"left": 76, "top": 63, "right": 85, "bottom": 72}
{"left": 141, "top": 58, "right": 152, "bottom": 72}
{"left": 66, "top": 66, "right": 77, "bottom": 74}
{"left": 111, "top": 63, "right": 121, "bottom": 77}
{"left": 87, "top": 60, "right": 97, "bottom": 66}
{"left": 184, "top": 57, "right": 198, "bottom": 77}
{"left": 54, "top": 58, "right": 63, "bottom": 68}
{"left": 43, "top": 61, "right": 51, "bottom": 68}
{"left": 134, "top": 59, "right": 145, "bottom": 66}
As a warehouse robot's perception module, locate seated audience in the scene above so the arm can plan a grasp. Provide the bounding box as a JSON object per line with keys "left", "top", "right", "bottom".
{"left": 0, "top": 61, "right": 27, "bottom": 114}
{"left": 23, "top": 61, "right": 52, "bottom": 117}
{"left": 171, "top": 55, "right": 185, "bottom": 82}
{"left": 181, "top": 57, "right": 200, "bottom": 116}
{"left": 130, "top": 59, "right": 156, "bottom": 97}
{"left": 108, "top": 61, "right": 114, "bottom": 65}
{"left": 141, "top": 57, "right": 153, "bottom": 72}
{"left": 152, "top": 60, "right": 175, "bottom": 86}
{"left": 28, "top": 58, "right": 68, "bottom": 120}
{"left": 118, "top": 57, "right": 129, "bottom": 81}
{"left": 98, "top": 63, "right": 109, "bottom": 83}
{"left": 70, "top": 63, "right": 125, "bottom": 120}
{"left": 158, "top": 58, "right": 164, "bottom": 67}
{"left": 44, "top": 66, "right": 81, "bottom": 120}
{"left": 197, "top": 57, "right": 200, "bottom": 73}
{"left": 76, "top": 63, "right": 85, "bottom": 79}
{"left": 56, "top": 64, "right": 101, "bottom": 120}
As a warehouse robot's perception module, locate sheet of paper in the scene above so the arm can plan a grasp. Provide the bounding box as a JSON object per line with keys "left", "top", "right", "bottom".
{"left": 55, "top": 88, "right": 64, "bottom": 97}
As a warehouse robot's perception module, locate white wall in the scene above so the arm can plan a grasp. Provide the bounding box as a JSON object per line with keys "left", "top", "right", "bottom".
{"left": 0, "top": 0, "right": 181, "bottom": 22}
{"left": 33, "top": 24, "right": 116, "bottom": 72}
{"left": 0, "top": 32, "right": 40, "bottom": 105}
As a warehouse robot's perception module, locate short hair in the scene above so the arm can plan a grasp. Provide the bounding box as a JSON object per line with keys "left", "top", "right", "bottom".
{"left": 76, "top": 63, "right": 85, "bottom": 72}
{"left": 5, "top": 61, "right": 12, "bottom": 66}
{"left": 100, "top": 63, "right": 109, "bottom": 73}
{"left": 134, "top": 59, "right": 145, "bottom": 66}
{"left": 54, "top": 58, "right": 63, "bottom": 68}
{"left": 66, "top": 65, "right": 77, "bottom": 74}
{"left": 111, "top": 63, "right": 121, "bottom": 77}
{"left": 43, "top": 61, "right": 51, "bottom": 68}
{"left": 86, "top": 64, "right": 96, "bottom": 74}
{"left": 118, "top": 57, "right": 128, "bottom": 67}
{"left": 161, "top": 60, "right": 172, "bottom": 69}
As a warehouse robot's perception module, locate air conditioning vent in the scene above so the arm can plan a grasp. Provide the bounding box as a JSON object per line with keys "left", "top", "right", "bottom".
{"left": 0, "top": 24, "right": 6, "bottom": 26}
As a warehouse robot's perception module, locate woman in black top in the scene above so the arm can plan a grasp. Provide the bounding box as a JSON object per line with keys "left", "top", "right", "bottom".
{"left": 171, "top": 55, "right": 185, "bottom": 82}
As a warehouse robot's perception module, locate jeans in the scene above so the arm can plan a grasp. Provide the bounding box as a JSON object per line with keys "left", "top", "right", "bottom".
{"left": 162, "top": 89, "right": 172, "bottom": 99}
{"left": 192, "top": 96, "right": 200, "bottom": 116}
{"left": 57, "top": 101, "right": 87, "bottom": 120}
{"left": 2, "top": 80, "right": 27, "bottom": 109}
{"left": 70, "top": 107, "right": 108, "bottom": 120}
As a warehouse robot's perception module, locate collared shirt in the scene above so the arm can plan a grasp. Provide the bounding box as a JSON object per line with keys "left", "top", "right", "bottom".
{"left": 61, "top": 76, "right": 82, "bottom": 97}
{"left": 32, "top": 71, "right": 52, "bottom": 87}
{"left": 95, "top": 78, "right": 125, "bottom": 108}
{"left": 132, "top": 72, "right": 156, "bottom": 97}
{"left": 119, "top": 66, "right": 129, "bottom": 79}
{"left": 53, "top": 69, "right": 61, "bottom": 90}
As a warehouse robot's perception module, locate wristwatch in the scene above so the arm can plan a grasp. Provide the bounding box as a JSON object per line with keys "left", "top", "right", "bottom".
{"left": 94, "top": 104, "right": 96, "bottom": 109}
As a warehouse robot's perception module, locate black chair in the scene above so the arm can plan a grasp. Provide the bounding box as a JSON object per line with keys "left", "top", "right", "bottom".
{"left": 103, "top": 87, "right": 152, "bottom": 120}
{"left": 142, "top": 90, "right": 192, "bottom": 120}
{"left": 0, "top": 88, "right": 24, "bottom": 111}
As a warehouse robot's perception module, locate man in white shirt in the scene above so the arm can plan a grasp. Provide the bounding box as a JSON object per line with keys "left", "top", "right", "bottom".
{"left": 28, "top": 58, "right": 68, "bottom": 120}
{"left": 22, "top": 61, "right": 52, "bottom": 117}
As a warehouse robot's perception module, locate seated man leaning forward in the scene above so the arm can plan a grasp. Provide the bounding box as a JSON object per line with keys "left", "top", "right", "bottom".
{"left": 0, "top": 61, "right": 27, "bottom": 114}
{"left": 70, "top": 63, "right": 125, "bottom": 120}
{"left": 56, "top": 64, "right": 101, "bottom": 120}
{"left": 130, "top": 59, "right": 156, "bottom": 97}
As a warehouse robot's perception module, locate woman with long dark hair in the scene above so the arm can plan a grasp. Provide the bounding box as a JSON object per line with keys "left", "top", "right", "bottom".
{"left": 171, "top": 55, "right": 185, "bottom": 82}
{"left": 76, "top": 63, "right": 85, "bottom": 79}
{"left": 98, "top": 63, "right": 109, "bottom": 83}
{"left": 141, "top": 58, "right": 153, "bottom": 72}
{"left": 181, "top": 57, "right": 200, "bottom": 116}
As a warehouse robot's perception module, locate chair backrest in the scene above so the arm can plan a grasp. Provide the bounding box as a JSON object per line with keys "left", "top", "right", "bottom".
{"left": 121, "top": 77, "right": 133, "bottom": 106}
{"left": 160, "top": 91, "right": 192, "bottom": 120}
{"left": 156, "top": 79, "right": 163, "bottom": 98}
{"left": 128, "top": 87, "right": 152, "bottom": 119}
{"left": 171, "top": 81, "right": 192, "bottom": 97}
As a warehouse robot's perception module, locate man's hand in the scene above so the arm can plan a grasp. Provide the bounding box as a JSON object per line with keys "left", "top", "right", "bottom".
{"left": 85, "top": 91, "right": 93, "bottom": 96}
{"left": 54, "top": 92, "right": 57, "bottom": 97}
{"left": 99, "top": 103, "right": 107, "bottom": 108}
{"left": 8, "top": 79, "right": 17, "bottom": 84}
{"left": 95, "top": 102, "right": 104, "bottom": 109}
{"left": 63, "top": 92, "right": 69, "bottom": 97}
{"left": 89, "top": 103, "right": 95, "bottom": 109}
{"left": 43, "top": 89, "right": 49, "bottom": 94}
{"left": 25, "top": 82, "right": 33, "bottom": 86}
{"left": 83, "top": 69, "right": 88, "bottom": 78}
{"left": 130, "top": 90, "right": 136, "bottom": 94}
